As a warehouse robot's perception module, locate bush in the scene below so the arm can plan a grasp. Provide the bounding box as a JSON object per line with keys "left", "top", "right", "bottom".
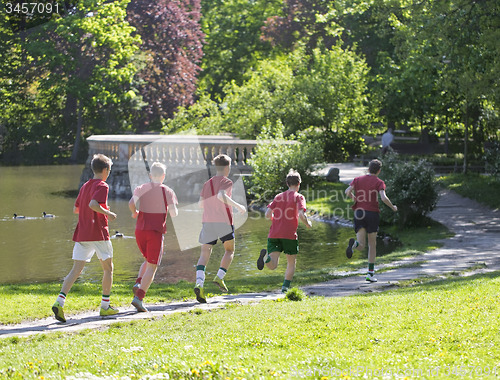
{"left": 484, "top": 141, "right": 500, "bottom": 179}
{"left": 246, "top": 122, "right": 324, "bottom": 203}
{"left": 285, "top": 287, "right": 305, "bottom": 301}
{"left": 379, "top": 153, "right": 438, "bottom": 227}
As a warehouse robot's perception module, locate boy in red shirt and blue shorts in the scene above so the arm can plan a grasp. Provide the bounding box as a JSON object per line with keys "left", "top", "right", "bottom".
{"left": 129, "top": 162, "right": 178, "bottom": 312}
{"left": 194, "top": 154, "right": 246, "bottom": 303}
{"left": 257, "top": 169, "right": 312, "bottom": 293}
{"left": 52, "top": 154, "right": 118, "bottom": 323}
{"left": 344, "top": 159, "right": 397, "bottom": 282}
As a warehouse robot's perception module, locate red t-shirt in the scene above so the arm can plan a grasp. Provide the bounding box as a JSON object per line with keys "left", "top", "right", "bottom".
{"left": 267, "top": 190, "right": 307, "bottom": 240}
{"left": 73, "top": 179, "right": 110, "bottom": 242}
{"left": 200, "top": 176, "right": 233, "bottom": 225}
{"left": 350, "top": 174, "right": 386, "bottom": 212}
{"left": 133, "top": 183, "right": 178, "bottom": 233}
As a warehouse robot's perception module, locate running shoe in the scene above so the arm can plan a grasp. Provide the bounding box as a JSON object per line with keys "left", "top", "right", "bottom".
{"left": 257, "top": 249, "right": 267, "bottom": 270}
{"left": 281, "top": 286, "right": 289, "bottom": 294}
{"left": 100, "top": 305, "right": 119, "bottom": 316}
{"left": 366, "top": 273, "right": 378, "bottom": 282}
{"left": 213, "top": 275, "right": 228, "bottom": 293}
{"left": 131, "top": 296, "right": 148, "bottom": 312}
{"left": 52, "top": 301, "right": 66, "bottom": 323}
{"left": 346, "top": 238, "right": 355, "bottom": 259}
{"left": 194, "top": 284, "right": 207, "bottom": 303}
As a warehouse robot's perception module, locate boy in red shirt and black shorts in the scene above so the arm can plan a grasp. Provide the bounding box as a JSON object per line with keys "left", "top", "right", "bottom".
{"left": 194, "top": 154, "right": 246, "bottom": 303}
{"left": 52, "top": 154, "right": 118, "bottom": 323}
{"left": 129, "top": 162, "right": 178, "bottom": 312}
{"left": 257, "top": 169, "right": 312, "bottom": 293}
{"left": 345, "top": 159, "right": 397, "bottom": 282}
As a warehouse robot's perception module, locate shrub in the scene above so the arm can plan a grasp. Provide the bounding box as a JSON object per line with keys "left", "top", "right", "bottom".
{"left": 484, "top": 141, "right": 500, "bottom": 179}
{"left": 246, "top": 122, "right": 324, "bottom": 203}
{"left": 379, "top": 153, "right": 438, "bottom": 227}
{"left": 285, "top": 287, "right": 304, "bottom": 301}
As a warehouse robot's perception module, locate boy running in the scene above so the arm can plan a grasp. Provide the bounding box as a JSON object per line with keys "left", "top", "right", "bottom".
{"left": 194, "top": 154, "right": 246, "bottom": 303}
{"left": 129, "top": 162, "right": 178, "bottom": 312}
{"left": 256, "top": 169, "right": 312, "bottom": 293}
{"left": 52, "top": 154, "right": 118, "bottom": 322}
{"left": 344, "top": 159, "right": 397, "bottom": 282}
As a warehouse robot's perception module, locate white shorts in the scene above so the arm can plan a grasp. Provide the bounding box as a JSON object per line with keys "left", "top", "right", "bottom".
{"left": 72, "top": 240, "right": 113, "bottom": 262}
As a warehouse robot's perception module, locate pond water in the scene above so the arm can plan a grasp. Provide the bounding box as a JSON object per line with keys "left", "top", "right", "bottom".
{"left": 0, "top": 165, "right": 394, "bottom": 285}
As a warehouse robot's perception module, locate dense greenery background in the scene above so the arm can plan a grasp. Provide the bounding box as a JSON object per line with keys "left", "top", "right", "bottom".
{"left": 0, "top": 0, "right": 499, "bottom": 164}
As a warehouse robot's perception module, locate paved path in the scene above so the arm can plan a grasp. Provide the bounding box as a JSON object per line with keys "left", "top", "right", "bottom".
{"left": 1, "top": 163, "right": 499, "bottom": 338}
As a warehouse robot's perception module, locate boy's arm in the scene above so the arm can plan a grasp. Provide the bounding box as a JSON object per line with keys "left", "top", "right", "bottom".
{"left": 128, "top": 197, "right": 139, "bottom": 219}
{"left": 379, "top": 190, "right": 397, "bottom": 212}
{"left": 217, "top": 190, "right": 246, "bottom": 214}
{"left": 169, "top": 203, "right": 179, "bottom": 218}
{"left": 73, "top": 206, "right": 79, "bottom": 214}
{"left": 198, "top": 197, "right": 204, "bottom": 209}
{"left": 265, "top": 207, "right": 273, "bottom": 220}
{"left": 345, "top": 185, "right": 356, "bottom": 201}
{"left": 299, "top": 209, "right": 312, "bottom": 228}
{"left": 89, "top": 199, "right": 117, "bottom": 221}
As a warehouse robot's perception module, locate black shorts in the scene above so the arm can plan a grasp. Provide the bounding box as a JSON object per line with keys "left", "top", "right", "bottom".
{"left": 199, "top": 223, "right": 235, "bottom": 245}
{"left": 354, "top": 209, "right": 380, "bottom": 233}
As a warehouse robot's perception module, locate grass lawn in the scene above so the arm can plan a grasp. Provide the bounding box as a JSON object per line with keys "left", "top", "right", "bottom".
{"left": 301, "top": 181, "right": 352, "bottom": 218}
{"left": 438, "top": 173, "right": 500, "bottom": 209}
{"left": 2, "top": 273, "right": 500, "bottom": 379}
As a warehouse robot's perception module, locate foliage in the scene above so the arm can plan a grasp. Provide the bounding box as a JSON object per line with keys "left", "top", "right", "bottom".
{"left": 484, "top": 141, "right": 500, "bottom": 179}
{"left": 246, "top": 122, "right": 324, "bottom": 201}
{"left": 380, "top": 153, "right": 438, "bottom": 227}
{"left": 285, "top": 287, "right": 304, "bottom": 301}
{"left": 127, "top": 0, "right": 204, "bottom": 129}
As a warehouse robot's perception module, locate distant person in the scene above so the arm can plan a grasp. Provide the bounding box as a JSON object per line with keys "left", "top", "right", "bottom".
{"left": 256, "top": 169, "right": 312, "bottom": 293}
{"left": 129, "top": 162, "right": 178, "bottom": 312}
{"left": 345, "top": 159, "right": 397, "bottom": 282}
{"left": 381, "top": 128, "right": 394, "bottom": 155}
{"left": 194, "top": 154, "right": 246, "bottom": 303}
{"left": 52, "top": 154, "right": 118, "bottom": 323}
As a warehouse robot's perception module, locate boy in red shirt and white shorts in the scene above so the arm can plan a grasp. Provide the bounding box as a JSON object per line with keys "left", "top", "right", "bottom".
{"left": 257, "top": 169, "right": 312, "bottom": 293}
{"left": 129, "top": 162, "right": 178, "bottom": 312}
{"left": 52, "top": 154, "right": 118, "bottom": 323}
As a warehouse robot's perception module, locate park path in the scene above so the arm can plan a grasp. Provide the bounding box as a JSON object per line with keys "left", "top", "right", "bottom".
{"left": 1, "top": 164, "right": 499, "bottom": 338}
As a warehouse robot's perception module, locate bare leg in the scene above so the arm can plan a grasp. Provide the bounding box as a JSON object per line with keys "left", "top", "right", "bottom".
{"left": 139, "top": 262, "right": 158, "bottom": 294}
{"left": 60, "top": 260, "right": 86, "bottom": 295}
{"left": 137, "top": 261, "right": 147, "bottom": 281}
{"left": 355, "top": 228, "right": 367, "bottom": 251}
{"left": 99, "top": 258, "right": 114, "bottom": 296}
{"left": 367, "top": 232, "right": 377, "bottom": 264}
{"left": 220, "top": 239, "right": 235, "bottom": 270}
{"left": 284, "top": 254, "right": 296, "bottom": 281}
{"left": 197, "top": 244, "right": 213, "bottom": 266}
{"left": 265, "top": 251, "right": 281, "bottom": 270}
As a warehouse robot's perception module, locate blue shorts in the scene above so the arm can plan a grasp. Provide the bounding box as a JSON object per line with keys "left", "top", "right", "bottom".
{"left": 354, "top": 209, "right": 380, "bottom": 233}
{"left": 199, "top": 223, "right": 235, "bottom": 245}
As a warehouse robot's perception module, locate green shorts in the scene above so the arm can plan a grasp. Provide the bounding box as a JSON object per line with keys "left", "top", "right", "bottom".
{"left": 267, "top": 238, "right": 299, "bottom": 255}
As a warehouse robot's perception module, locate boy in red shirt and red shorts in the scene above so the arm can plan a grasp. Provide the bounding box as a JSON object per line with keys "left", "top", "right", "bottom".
{"left": 129, "top": 162, "right": 178, "bottom": 312}
{"left": 257, "top": 169, "right": 312, "bottom": 293}
{"left": 344, "top": 159, "right": 397, "bottom": 282}
{"left": 52, "top": 154, "right": 118, "bottom": 323}
{"left": 194, "top": 154, "right": 246, "bottom": 303}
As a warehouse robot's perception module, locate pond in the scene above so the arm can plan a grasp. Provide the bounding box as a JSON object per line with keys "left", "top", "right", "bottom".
{"left": 0, "top": 165, "right": 394, "bottom": 285}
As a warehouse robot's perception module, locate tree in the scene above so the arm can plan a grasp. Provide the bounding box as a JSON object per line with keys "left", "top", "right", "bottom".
{"left": 127, "top": 0, "right": 204, "bottom": 129}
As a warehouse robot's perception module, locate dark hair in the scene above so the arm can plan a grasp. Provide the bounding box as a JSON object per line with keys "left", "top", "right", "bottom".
{"left": 91, "top": 154, "right": 113, "bottom": 174}
{"left": 286, "top": 169, "right": 302, "bottom": 186}
{"left": 213, "top": 154, "right": 231, "bottom": 172}
{"left": 368, "top": 159, "right": 382, "bottom": 174}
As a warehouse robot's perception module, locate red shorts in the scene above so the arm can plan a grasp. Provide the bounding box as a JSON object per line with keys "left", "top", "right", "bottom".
{"left": 135, "top": 229, "right": 164, "bottom": 265}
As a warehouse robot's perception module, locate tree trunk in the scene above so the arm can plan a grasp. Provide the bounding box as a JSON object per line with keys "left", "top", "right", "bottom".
{"left": 70, "top": 100, "right": 83, "bottom": 163}
{"left": 463, "top": 103, "right": 468, "bottom": 174}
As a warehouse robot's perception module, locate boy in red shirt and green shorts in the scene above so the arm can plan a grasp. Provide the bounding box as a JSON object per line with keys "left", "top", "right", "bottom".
{"left": 257, "top": 169, "right": 312, "bottom": 293}
{"left": 129, "top": 162, "right": 178, "bottom": 312}
{"left": 194, "top": 154, "right": 246, "bottom": 303}
{"left": 52, "top": 154, "right": 118, "bottom": 323}
{"left": 344, "top": 159, "right": 397, "bottom": 282}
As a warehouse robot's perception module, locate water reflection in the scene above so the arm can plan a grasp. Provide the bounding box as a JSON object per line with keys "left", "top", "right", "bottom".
{"left": 0, "top": 165, "right": 395, "bottom": 285}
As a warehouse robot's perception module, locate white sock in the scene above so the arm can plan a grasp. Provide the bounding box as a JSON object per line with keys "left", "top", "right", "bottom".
{"left": 101, "top": 296, "right": 110, "bottom": 309}
{"left": 217, "top": 268, "right": 227, "bottom": 279}
{"left": 56, "top": 293, "right": 66, "bottom": 307}
{"left": 196, "top": 270, "right": 205, "bottom": 287}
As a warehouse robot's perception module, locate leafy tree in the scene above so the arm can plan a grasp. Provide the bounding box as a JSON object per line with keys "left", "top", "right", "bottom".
{"left": 127, "top": 0, "right": 204, "bottom": 129}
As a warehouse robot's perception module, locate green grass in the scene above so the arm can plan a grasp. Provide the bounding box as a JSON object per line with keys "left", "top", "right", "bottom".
{"left": 300, "top": 181, "right": 351, "bottom": 218}
{"left": 438, "top": 173, "right": 500, "bottom": 209}
{"left": 2, "top": 273, "right": 500, "bottom": 379}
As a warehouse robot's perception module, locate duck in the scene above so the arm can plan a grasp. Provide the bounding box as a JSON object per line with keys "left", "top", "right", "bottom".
{"left": 42, "top": 212, "right": 55, "bottom": 218}
{"left": 13, "top": 213, "right": 25, "bottom": 219}
{"left": 114, "top": 231, "right": 124, "bottom": 238}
